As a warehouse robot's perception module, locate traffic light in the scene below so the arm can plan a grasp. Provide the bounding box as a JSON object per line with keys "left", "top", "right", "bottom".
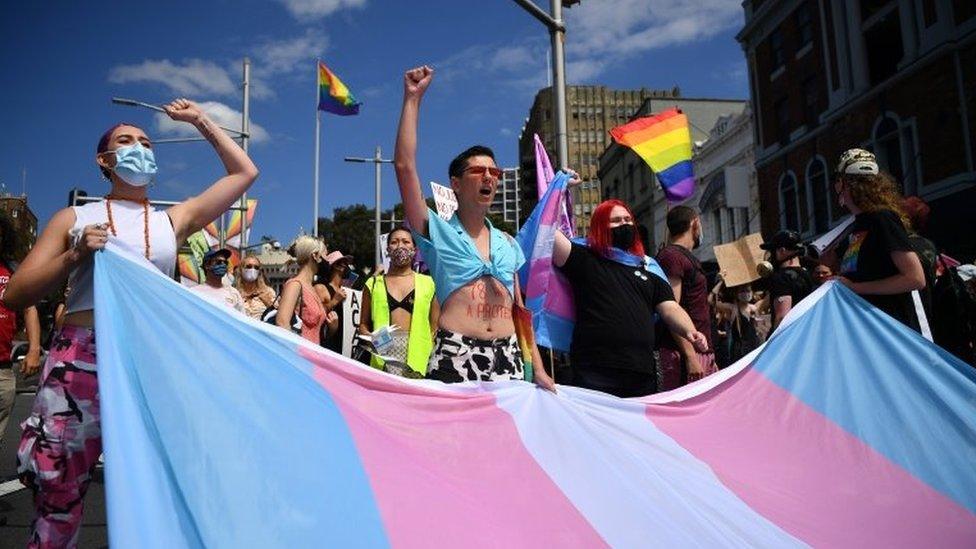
{"left": 68, "top": 188, "right": 88, "bottom": 207}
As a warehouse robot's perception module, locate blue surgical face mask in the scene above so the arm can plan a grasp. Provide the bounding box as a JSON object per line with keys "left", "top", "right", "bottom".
{"left": 111, "top": 142, "right": 157, "bottom": 187}
{"left": 209, "top": 263, "right": 228, "bottom": 277}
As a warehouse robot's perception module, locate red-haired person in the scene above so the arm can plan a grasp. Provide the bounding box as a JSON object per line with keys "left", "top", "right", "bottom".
{"left": 549, "top": 198, "right": 708, "bottom": 397}
{"left": 2, "top": 99, "right": 258, "bottom": 547}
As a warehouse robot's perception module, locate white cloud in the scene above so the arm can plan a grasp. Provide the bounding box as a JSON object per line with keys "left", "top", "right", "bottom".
{"left": 277, "top": 0, "right": 366, "bottom": 20}
{"left": 109, "top": 59, "right": 238, "bottom": 98}
{"left": 255, "top": 29, "right": 328, "bottom": 75}
{"left": 154, "top": 101, "right": 270, "bottom": 144}
{"left": 562, "top": 0, "right": 743, "bottom": 81}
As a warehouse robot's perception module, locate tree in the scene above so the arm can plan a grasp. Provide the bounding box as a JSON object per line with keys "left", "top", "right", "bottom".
{"left": 317, "top": 204, "right": 376, "bottom": 271}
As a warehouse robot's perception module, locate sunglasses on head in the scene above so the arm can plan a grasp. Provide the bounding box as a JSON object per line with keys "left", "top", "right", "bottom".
{"left": 463, "top": 165, "right": 502, "bottom": 178}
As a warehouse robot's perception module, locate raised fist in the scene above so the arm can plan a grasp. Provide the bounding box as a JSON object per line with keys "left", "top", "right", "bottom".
{"left": 403, "top": 66, "right": 433, "bottom": 98}
{"left": 163, "top": 98, "right": 204, "bottom": 124}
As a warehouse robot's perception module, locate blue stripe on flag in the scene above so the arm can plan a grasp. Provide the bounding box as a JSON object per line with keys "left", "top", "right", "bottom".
{"left": 656, "top": 160, "right": 693, "bottom": 188}
{"left": 95, "top": 246, "right": 389, "bottom": 548}
{"left": 750, "top": 284, "right": 976, "bottom": 513}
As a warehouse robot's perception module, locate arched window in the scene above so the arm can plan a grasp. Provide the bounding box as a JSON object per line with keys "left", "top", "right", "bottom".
{"left": 874, "top": 116, "right": 903, "bottom": 183}
{"left": 806, "top": 157, "right": 830, "bottom": 234}
{"left": 871, "top": 113, "right": 918, "bottom": 194}
{"left": 778, "top": 172, "right": 800, "bottom": 232}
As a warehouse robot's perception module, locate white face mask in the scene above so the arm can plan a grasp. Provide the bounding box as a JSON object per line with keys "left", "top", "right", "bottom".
{"left": 242, "top": 268, "right": 259, "bottom": 282}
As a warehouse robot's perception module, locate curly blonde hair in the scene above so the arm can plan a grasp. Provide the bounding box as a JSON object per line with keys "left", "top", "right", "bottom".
{"left": 841, "top": 171, "right": 911, "bottom": 229}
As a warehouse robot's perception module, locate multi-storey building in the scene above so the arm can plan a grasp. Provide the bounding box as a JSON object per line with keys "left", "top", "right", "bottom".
{"left": 0, "top": 195, "right": 38, "bottom": 260}
{"left": 692, "top": 106, "right": 762, "bottom": 262}
{"left": 597, "top": 97, "right": 748, "bottom": 256}
{"left": 490, "top": 167, "right": 521, "bottom": 230}
{"left": 738, "top": 0, "right": 976, "bottom": 259}
{"left": 518, "top": 85, "right": 682, "bottom": 235}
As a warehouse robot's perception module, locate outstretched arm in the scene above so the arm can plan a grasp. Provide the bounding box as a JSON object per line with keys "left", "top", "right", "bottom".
{"left": 165, "top": 99, "right": 260, "bottom": 244}
{"left": 394, "top": 66, "right": 433, "bottom": 236}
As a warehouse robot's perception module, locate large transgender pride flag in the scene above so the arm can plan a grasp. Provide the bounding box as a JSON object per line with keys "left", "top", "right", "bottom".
{"left": 95, "top": 243, "right": 976, "bottom": 548}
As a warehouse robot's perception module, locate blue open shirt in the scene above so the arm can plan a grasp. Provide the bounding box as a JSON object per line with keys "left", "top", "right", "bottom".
{"left": 413, "top": 208, "right": 526, "bottom": 304}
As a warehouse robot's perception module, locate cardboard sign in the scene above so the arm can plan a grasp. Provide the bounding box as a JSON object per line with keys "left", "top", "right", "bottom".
{"left": 430, "top": 182, "right": 458, "bottom": 221}
{"left": 341, "top": 289, "right": 363, "bottom": 357}
{"left": 379, "top": 232, "right": 391, "bottom": 272}
{"left": 713, "top": 232, "right": 765, "bottom": 288}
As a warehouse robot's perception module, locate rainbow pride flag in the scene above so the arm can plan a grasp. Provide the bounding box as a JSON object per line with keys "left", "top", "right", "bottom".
{"left": 317, "top": 61, "right": 360, "bottom": 116}
{"left": 610, "top": 107, "right": 695, "bottom": 203}
{"left": 95, "top": 243, "right": 976, "bottom": 547}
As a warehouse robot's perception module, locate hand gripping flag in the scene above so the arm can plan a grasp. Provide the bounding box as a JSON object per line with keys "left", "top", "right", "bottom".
{"left": 516, "top": 172, "right": 577, "bottom": 352}
{"left": 610, "top": 107, "right": 695, "bottom": 203}
{"left": 95, "top": 242, "right": 976, "bottom": 547}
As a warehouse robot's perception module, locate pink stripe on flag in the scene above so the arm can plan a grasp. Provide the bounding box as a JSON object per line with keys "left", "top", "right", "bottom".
{"left": 526, "top": 257, "right": 554, "bottom": 299}
{"left": 648, "top": 368, "right": 976, "bottom": 547}
{"left": 300, "top": 348, "right": 607, "bottom": 548}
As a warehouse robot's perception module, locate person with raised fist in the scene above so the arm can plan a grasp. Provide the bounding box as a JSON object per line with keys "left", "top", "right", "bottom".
{"left": 2, "top": 98, "right": 258, "bottom": 548}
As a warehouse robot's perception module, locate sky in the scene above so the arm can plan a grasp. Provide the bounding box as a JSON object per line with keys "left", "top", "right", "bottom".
{"left": 0, "top": 0, "right": 749, "bottom": 245}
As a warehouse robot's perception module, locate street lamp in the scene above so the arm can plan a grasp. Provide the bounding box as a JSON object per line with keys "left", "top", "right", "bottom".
{"left": 344, "top": 146, "right": 393, "bottom": 269}
{"left": 112, "top": 58, "right": 253, "bottom": 251}
{"left": 511, "top": 0, "right": 577, "bottom": 169}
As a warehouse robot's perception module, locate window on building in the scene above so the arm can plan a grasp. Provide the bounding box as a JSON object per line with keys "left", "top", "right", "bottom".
{"left": 806, "top": 158, "right": 830, "bottom": 234}
{"left": 921, "top": 0, "right": 938, "bottom": 27}
{"left": 769, "top": 27, "right": 785, "bottom": 68}
{"left": 710, "top": 209, "right": 721, "bottom": 245}
{"left": 863, "top": 5, "right": 904, "bottom": 85}
{"left": 953, "top": 0, "right": 976, "bottom": 24}
{"left": 795, "top": 170, "right": 810, "bottom": 233}
{"left": 796, "top": 1, "right": 814, "bottom": 48}
{"left": 775, "top": 97, "right": 790, "bottom": 143}
{"left": 860, "top": 0, "right": 892, "bottom": 20}
{"left": 802, "top": 76, "right": 819, "bottom": 126}
{"left": 873, "top": 115, "right": 918, "bottom": 192}
{"left": 779, "top": 172, "right": 800, "bottom": 232}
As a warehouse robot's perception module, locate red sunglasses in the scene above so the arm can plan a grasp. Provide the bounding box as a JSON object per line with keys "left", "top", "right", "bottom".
{"left": 463, "top": 165, "right": 502, "bottom": 178}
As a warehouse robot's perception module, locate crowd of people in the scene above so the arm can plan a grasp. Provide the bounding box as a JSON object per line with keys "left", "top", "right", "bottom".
{"left": 0, "top": 68, "right": 974, "bottom": 548}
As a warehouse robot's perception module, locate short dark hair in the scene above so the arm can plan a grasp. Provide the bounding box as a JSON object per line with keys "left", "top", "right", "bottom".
{"left": 666, "top": 205, "right": 699, "bottom": 236}
{"left": 388, "top": 225, "right": 414, "bottom": 243}
{"left": 448, "top": 145, "right": 495, "bottom": 179}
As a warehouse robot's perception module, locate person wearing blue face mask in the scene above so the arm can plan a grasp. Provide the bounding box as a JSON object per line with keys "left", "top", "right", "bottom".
{"left": 191, "top": 248, "right": 245, "bottom": 313}
{"left": 2, "top": 98, "right": 258, "bottom": 548}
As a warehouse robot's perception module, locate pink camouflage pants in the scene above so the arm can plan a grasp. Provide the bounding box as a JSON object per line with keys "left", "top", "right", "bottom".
{"left": 17, "top": 326, "right": 100, "bottom": 549}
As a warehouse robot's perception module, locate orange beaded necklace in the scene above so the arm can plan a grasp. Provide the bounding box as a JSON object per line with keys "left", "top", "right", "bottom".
{"left": 104, "top": 195, "right": 151, "bottom": 260}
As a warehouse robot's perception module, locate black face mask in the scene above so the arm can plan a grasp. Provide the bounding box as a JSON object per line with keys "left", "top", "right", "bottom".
{"left": 611, "top": 224, "right": 636, "bottom": 250}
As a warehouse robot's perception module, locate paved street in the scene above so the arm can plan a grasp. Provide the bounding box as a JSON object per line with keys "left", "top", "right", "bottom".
{"left": 1, "top": 390, "right": 107, "bottom": 549}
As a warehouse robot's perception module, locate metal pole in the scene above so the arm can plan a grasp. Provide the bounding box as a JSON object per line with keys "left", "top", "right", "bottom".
{"left": 239, "top": 57, "right": 251, "bottom": 251}
{"left": 374, "top": 145, "right": 382, "bottom": 269}
{"left": 313, "top": 68, "right": 321, "bottom": 237}
{"left": 550, "top": 0, "right": 569, "bottom": 170}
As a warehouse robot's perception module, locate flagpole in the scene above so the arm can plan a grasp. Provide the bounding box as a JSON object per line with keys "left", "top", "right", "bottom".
{"left": 313, "top": 61, "right": 321, "bottom": 237}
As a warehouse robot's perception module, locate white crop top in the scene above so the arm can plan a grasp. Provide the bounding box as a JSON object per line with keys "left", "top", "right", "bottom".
{"left": 65, "top": 200, "right": 177, "bottom": 314}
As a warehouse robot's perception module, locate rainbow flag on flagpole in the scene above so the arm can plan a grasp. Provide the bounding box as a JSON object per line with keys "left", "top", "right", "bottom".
{"left": 317, "top": 61, "right": 360, "bottom": 116}
{"left": 609, "top": 107, "right": 695, "bottom": 203}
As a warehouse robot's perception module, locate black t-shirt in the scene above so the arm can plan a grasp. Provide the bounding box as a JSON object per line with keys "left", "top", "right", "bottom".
{"left": 769, "top": 266, "right": 814, "bottom": 305}
{"left": 559, "top": 243, "right": 675, "bottom": 373}
{"left": 838, "top": 209, "right": 920, "bottom": 332}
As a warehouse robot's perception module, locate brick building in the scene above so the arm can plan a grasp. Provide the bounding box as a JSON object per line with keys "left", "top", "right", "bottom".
{"left": 518, "top": 85, "right": 681, "bottom": 235}
{"left": 738, "top": 0, "right": 976, "bottom": 260}
{"left": 0, "top": 195, "right": 38, "bottom": 261}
